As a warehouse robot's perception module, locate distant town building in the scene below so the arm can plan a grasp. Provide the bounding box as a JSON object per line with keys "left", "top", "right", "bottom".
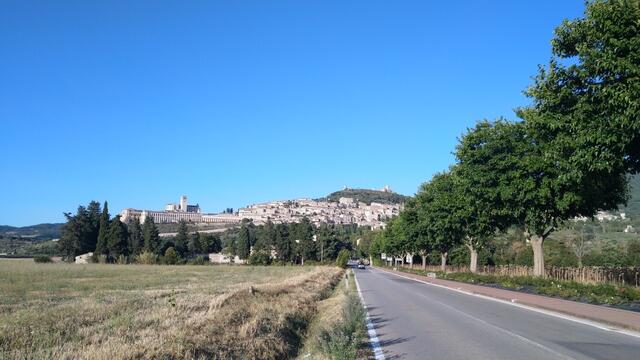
{"left": 120, "top": 189, "right": 402, "bottom": 229}
{"left": 75, "top": 252, "right": 93, "bottom": 264}
{"left": 339, "top": 197, "right": 355, "bottom": 205}
{"left": 209, "top": 253, "right": 232, "bottom": 264}
{"left": 209, "top": 253, "right": 246, "bottom": 264}
{"left": 120, "top": 195, "right": 241, "bottom": 225}
{"left": 237, "top": 195, "right": 401, "bottom": 228}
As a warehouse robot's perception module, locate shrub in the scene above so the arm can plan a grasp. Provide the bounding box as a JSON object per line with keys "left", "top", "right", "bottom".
{"left": 188, "top": 256, "right": 208, "bottom": 265}
{"left": 248, "top": 250, "right": 272, "bottom": 266}
{"left": 162, "top": 247, "right": 180, "bottom": 265}
{"left": 136, "top": 251, "right": 157, "bottom": 265}
{"left": 33, "top": 255, "right": 52, "bottom": 263}
{"left": 432, "top": 270, "right": 640, "bottom": 305}
{"left": 116, "top": 254, "right": 128, "bottom": 265}
{"left": 318, "top": 294, "right": 366, "bottom": 360}
{"left": 336, "top": 249, "right": 350, "bottom": 269}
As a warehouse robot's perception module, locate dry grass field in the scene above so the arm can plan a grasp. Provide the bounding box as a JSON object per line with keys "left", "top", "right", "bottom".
{"left": 0, "top": 259, "right": 343, "bottom": 359}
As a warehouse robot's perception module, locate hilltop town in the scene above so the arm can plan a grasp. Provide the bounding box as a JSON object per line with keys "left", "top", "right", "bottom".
{"left": 119, "top": 187, "right": 405, "bottom": 230}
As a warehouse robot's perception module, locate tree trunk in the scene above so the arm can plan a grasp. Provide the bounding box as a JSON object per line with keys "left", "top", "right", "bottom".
{"left": 421, "top": 255, "right": 427, "bottom": 270}
{"left": 467, "top": 244, "right": 478, "bottom": 273}
{"left": 440, "top": 252, "right": 448, "bottom": 272}
{"left": 530, "top": 235, "right": 545, "bottom": 277}
{"left": 577, "top": 257, "right": 583, "bottom": 268}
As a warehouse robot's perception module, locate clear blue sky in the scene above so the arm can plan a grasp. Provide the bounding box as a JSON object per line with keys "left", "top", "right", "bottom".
{"left": 0, "top": 1, "right": 584, "bottom": 226}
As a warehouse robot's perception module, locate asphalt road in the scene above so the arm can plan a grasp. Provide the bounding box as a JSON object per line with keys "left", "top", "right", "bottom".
{"left": 354, "top": 266, "right": 640, "bottom": 360}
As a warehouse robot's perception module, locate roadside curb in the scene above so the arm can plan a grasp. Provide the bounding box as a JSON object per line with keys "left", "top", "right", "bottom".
{"left": 373, "top": 266, "right": 640, "bottom": 335}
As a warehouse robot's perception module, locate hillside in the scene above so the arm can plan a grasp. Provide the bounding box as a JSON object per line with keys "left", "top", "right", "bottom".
{"left": 321, "top": 188, "right": 409, "bottom": 205}
{"left": 0, "top": 223, "right": 63, "bottom": 239}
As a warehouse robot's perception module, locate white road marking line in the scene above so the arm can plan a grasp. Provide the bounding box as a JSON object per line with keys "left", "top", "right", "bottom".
{"left": 377, "top": 267, "right": 640, "bottom": 339}
{"left": 413, "top": 289, "right": 577, "bottom": 360}
{"left": 353, "top": 270, "right": 385, "bottom": 360}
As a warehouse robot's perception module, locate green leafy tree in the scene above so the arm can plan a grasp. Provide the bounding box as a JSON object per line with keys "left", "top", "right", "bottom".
{"left": 523, "top": 0, "right": 640, "bottom": 179}
{"left": 249, "top": 250, "right": 272, "bottom": 265}
{"left": 296, "top": 217, "right": 316, "bottom": 262}
{"left": 237, "top": 223, "right": 251, "bottom": 260}
{"left": 142, "top": 216, "right": 160, "bottom": 254}
{"left": 59, "top": 202, "right": 103, "bottom": 260}
{"left": 275, "top": 223, "right": 292, "bottom": 262}
{"left": 107, "top": 215, "right": 129, "bottom": 259}
{"left": 336, "top": 249, "right": 350, "bottom": 268}
{"left": 174, "top": 220, "right": 189, "bottom": 257}
{"left": 85, "top": 201, "right": 102, "bottom": 253}
{"left": 163, "top": 247, "right": 180, "bottom": 265}
{"left": 128, "top": 218, "right": 143, "bottom": 256}
{"left": 95, "top": 201, "right": 110, "bottom": 255}
{"left": 188, "top": 231, "right": 202, "bottom": 255}
{"left": 201, "top": 233, "right": 222, "bottom": 253}
{"left": 379, "top": 217, "right": 405, "bottom": 266}
{"left": 254, "top": 219, "right": 276, "bottom": 252}
{"left": 368, "top": 231, "right": 386, "bottom": 264}
{"left": 393, "top": 200, "right": 425, "bottom": 267}
{"left": 59, "top": 211, "right": 82, "bottom": 261}
{"left": 513, "top": 0, "right": 638, "bottom": 275}
{"left": 455, "top": 119, "right": 620, "bottom": 276}
{"left": 455, "top": 126, "right": 516, "bottom": 272}
{"left": 415, "top": 171, "right": 464, "bottom": 271}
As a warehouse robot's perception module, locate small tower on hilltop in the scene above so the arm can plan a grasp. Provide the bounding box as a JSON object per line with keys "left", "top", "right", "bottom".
{"left": 180, "top": 195, "right": 188, "bottom": 212}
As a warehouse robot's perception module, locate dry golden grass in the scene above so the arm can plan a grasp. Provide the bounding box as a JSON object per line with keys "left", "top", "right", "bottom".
{"left": 297, "top": 271, "right": 372, "bottom": 360}
{"left": 0, "top": 260, "right": 343, "bottom": 359}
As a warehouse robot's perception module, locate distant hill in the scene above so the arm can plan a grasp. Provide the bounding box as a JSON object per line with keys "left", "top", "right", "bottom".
{"left": 620, "top": 174, "right": 640, "bottom": 217}
{"left": 0, "top": 223, "right": 63, "bottom": 240}
{"left": 320, "top": 188, "right": 409, "bottom": 205}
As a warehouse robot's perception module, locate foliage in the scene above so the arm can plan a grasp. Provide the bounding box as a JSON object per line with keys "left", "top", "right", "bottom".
{"left": 523, "top": 0, "right": 640, "bottom": 179}
{"left": 162, "top": 247, "right": 180, "bottom": 265}
{"left": 58, "top": 201, "right": 103, "bottom": 260}
{"left": 434, "top": 271, "right": 640, "bottom": 306}
{"left": 336, "top": 249, "right": 350, "bottom": 268}
{"left": 415, "top": 171, "right": 464, "bottom": 259}
{"left": 291, "top": 217, "right": 315, "bottom": 262}
{"left": 322, "top": 188, "right": 409, "bottom": 205}
{"left": 136, "top": 251, "right": 157, "bottom": 265}
{"left": 187, "top": 231, "right": 201, "bottom": 254}
{"left": 236, "top": 223, "right": 252, "bottom": 260}
{"left": 188, "top": 256, "right": 208, "bottom": 265}
{"left": 318, "top": 293, "right": 366, "bottom": 360}
{"left": 106, "top": 215, "right": 129, "bottom": 259}
{"left": 248, "top": 250, "right": 272, "bottom": 265}
{"left": 173, "top": 220, "right": 189, "bottom": 257}
{"left": 116, "top": 254, "right": 128, "bottom": 265}
{"left": 33, "top": 255, "right": 52, "bottom": 263}
{"left": 128, "top": 218, "right": 143, "bottom": 256}
{"left": 142, "top": 216, "right": 160, "bottom": 254}
{"left": 95, "top": 201, "right": 110, "bottom": 256}
{"left": 253, "top": 219, "right": 275, "bottom": 252}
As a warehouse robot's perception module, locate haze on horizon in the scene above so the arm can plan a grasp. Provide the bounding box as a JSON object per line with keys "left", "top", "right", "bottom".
{"left": 0, "top": 1, "right": 585, "bottom": 226}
